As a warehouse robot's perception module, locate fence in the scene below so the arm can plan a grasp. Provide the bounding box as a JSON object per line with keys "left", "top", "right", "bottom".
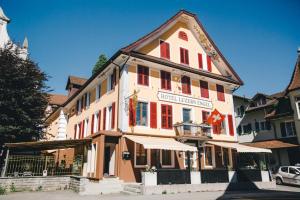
{"left": 4, "top": 155, "right": 83, "bottom": 177}
{"left": 201, "top": 169, "right": 229, "bottom": 183}
{"left": 157, "top": 169, "right": 191, "bottom": 185}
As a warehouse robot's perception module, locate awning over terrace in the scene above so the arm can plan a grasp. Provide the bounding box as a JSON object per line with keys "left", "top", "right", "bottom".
{"left": 124, "top": 135, "right": 197, "bottom": 152}
{"left": 4, "top": 138, "right": 92, "bottom": 151}
{"left": 207, "top": 141, "right": 272, "bottom": 153}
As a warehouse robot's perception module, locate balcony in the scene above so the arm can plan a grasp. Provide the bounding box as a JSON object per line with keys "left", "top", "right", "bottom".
{"left": 173, "top": 122, "right": 212, "bottom": 139}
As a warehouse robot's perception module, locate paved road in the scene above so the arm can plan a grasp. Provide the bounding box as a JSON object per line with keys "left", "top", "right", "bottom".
{"left": 1, "top": 185, "right": 300, "bottom": 200}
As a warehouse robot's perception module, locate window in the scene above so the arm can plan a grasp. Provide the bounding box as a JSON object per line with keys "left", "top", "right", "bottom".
{"left": 213, "top": 118, "right": 226, "bottom": 134}
{"left": 200, "top": 80, "right": 209, "bottom": 98}
{"left": 255, "top": 121, "right": 260, "bottom": 132}
{"left": 242, "top": 123, "right": 252, "bottom": 134}
{"left": 85, "top": 92, "right": 90, "bottom": 108}
{"left": 76, "top": 99, "right": 82, "bottom": 114}
{"left": 198, "top": 53, "right": 203, "bottom": 69}
{"left": 135, "top": 143, "right": 148, "bottom": 167}
{"left": 281, "top": 167, "right": 288, "bottom": 173}
{"left": 93, "top": 112, "right": 99, "bottom": 133}
{"left": 296, "top": 97, "right": 300, "bottom": 119}
{"left": 137, "top": 65, "right": 149, "bottom": 86}
{"left": 96, "top": 84, "right": 101, "bottom": 100}
{"left": 183, "top": 108, "right": 191, "bottom": 131}
{"left": 84, "top": 118, "right": 89, "bottom": 138}
{"left": 202, "top": 111, "right": 210, "bottom": 123}
{"left": 160, "top": 150, "right": 174, "bottom": 167}
{"left": 204, "top": 145, "right": 214, "bottom": 167}
{"left": 237, "top": 105, "right": 245, "bottom": 117}
{"left": 222, "top": 148, "right": 231, "bottom": 168}
{"left": 260, "top": 121, "right": 266, "bottom": 131}
{"left": 181, "top": 76, "right": 191, "bottom": 94}
{"left": 107, "top": 106, "right": 113, "bottom": 130}
{"left": 289, "top": 167, "right": 299, "bottom": 175}
{"left": 136, "top": 102, "right": 148, "bottom": 126}
{"left": 160, "top": 40, "right": 170, "bottom": 59}
{"left": 280, "top": 121, "right": 296, "bottom": 137}
{"left": 207, "top": 55, "right": 212, "bottom": 72}
{"left": 108, "top": 73, "right": 114, "bottom": 91}
{"left": 237, "top": 125, "right": 242, "bottom": 135}
{"left": 180, "top": 47, "right": 189, "bottom": 65}
{"left": 161, "top": 104, "right": 172, "bottom": 129}
{"left": 178, "top": 31, "right": 188, "bottom": 41}
{"left": 216, "top": 84, "right": 225, "bottom": 101}
{"left": 161, "top": 70, "right": 171, "bottom": 90}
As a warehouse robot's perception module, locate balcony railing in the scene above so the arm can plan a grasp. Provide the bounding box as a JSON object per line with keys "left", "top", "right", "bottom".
{"left": 173, "top": 122, "right": 211, "bottom": 138}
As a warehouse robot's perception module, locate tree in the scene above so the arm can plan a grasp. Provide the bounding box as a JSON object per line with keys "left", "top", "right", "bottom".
{"left": 0, "top": 47, "right": 49, "bottom": 147}
{"left": 92, "top": 54, "right": 108, "bottom": 74}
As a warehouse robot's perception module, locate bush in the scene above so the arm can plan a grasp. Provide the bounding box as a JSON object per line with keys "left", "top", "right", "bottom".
{"left": 0, "top": 186, "right": 6, "bottom": 195}
{"left": 10, "top": 183, "right": 16, "bottom": 192}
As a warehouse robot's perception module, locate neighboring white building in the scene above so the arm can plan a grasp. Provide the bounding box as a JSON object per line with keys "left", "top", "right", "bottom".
{"left": 0, "top": 7, "right": 28, "bottom": 59}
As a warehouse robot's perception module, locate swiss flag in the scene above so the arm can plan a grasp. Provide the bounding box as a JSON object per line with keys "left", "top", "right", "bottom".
{"left": 207, "top": 109, "right": 225, "bottom": 125}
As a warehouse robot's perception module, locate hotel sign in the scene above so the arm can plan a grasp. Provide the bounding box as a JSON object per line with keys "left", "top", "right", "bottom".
{"left": 157, "top": 91, "right": 213, "bottom": 109}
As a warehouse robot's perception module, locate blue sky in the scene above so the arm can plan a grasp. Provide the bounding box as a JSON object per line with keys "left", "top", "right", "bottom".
{"left": 2, "top": 0, "right": 300, "bottom": 97}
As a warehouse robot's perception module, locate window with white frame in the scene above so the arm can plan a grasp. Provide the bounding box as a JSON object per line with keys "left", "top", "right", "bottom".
{"left": 296, "top": 97, "right": 300, "bottom": 119}
{"left": 134, "top": 143, "right": 148, "bottom": 167}
{"left": 107, "top": 106, "right": 113, "bottom": 130}
{"left": 136, "top": 101, "right": 148, "bottom": 126}
{"left": 280, "top": 121, "right": 296, "bottom": 137}
{"left": 160, "top": 150, "right": 174, "bottom": 168}
{"left": 94, "top": 112, "right": 99, "bottom": 133}
{"left": 204, "top": 145, "right": 214, "bottom": 168}
{"left": 107, "top": 73, "right": 114, "bottom": 92}
{"left": 96, "top": 84, "right": 101, "bottom": 100}
{"left": 184, "top": 151, "right": 197, "bottom": 169}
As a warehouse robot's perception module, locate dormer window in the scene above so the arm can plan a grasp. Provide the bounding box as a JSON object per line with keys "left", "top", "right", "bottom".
{"left": 178, "top": 31, "right": 188, "bottom": 41}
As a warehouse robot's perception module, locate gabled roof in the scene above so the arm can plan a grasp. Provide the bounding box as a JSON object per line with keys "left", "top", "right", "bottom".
{"left": 65, "top": 75, "right": 87, "bottom": 90}
{"left": 286, "top": 52, "right": 300, "bottom": 92}
{"left": 121, "top": 9, "right": 243, "bottom": 85}
{"left": 48, "top": 94, "right": 68, "bottom": 106}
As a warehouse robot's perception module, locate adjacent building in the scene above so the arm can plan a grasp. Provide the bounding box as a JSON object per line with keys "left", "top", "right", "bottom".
{"left": 234, "top": 50, "right": 300, "bottom": 170}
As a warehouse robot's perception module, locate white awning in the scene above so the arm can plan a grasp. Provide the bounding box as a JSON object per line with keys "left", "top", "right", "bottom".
{"left": 207, "top": 141, "right": 272, "bottom": 153}
{"left": 124, "top": 135, "right": 197, "bottom": 152}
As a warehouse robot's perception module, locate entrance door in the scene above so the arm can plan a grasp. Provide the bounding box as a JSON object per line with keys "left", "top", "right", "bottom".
{"left": 103, "top": 143, "right": 116, "bottom": 176}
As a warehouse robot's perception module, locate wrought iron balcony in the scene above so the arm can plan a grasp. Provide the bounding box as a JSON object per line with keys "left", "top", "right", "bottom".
{"left": 173, "top": 122, "right": 212, "bottom": 138}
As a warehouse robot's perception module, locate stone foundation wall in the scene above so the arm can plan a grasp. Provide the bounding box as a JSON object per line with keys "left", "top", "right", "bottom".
{"left": 0, "top": 176, "right": 70, "bottom": 193}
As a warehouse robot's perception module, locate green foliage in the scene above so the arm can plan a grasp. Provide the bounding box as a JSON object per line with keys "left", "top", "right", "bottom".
{"left": 92, "top": 54, "right": 108, "bottom": 74}
{"left": 36, "top": 185, "right": 42, "bottom": 191}
{"left": 10, "top": 183, "right": 16, "bottom": 192}
{"left": 162, "top": 190, "right": 167, "bottom": 195}
{"left": 0, "top": 185, "right": 6, "bottom": 195}
{"left": 0, "top": 47, "right": 49, "bottom": 147}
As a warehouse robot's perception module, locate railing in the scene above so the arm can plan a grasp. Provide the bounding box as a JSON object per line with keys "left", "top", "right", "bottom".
{"left": 174, "top": 122, "right": 211, "bottom": 137}
{"left": 157, "top": 169, "right": 191, "bottom": 185}
{"left": 4, "top": 155, "right": 83, "bottom": 177}
{"left": 201, "top": 169, "right": 229, "bottom": 183}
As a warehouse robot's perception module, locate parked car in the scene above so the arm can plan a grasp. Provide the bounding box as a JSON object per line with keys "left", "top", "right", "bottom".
{"left": 274, "top": 166, "right": 300, "bottom": 186}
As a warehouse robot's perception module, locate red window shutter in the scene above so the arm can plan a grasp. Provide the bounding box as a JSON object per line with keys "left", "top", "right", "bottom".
{"left": 81, "top": 120, "right": 85, "bottom": 139}
{"left": 129, "top": 98, "right": 136, "bottom": 126}
{"left": 111, "top": 102, "right": 115, "bottom": 129}
{"left": 213, "top": 124, "right": 221, "bottom": 134}
{"left": 98, "top": 110, "right": 101, "bottom": 131}
{"left": 198, "top": 53, "right": 203, "bottom": 69}
{"left": 144, "top": 67, "right": 149, "bottom": 86}
{"left": 182, "top": 76, "right": 191, "bottom": 94}
{"left": 103, "top": 107, "right": 106, "bottom": 130}
{"left": 228, "top": 114, "right": 234, "bottom": 136}
{"left": 137, "top": 66, "right": 149, "bottom": 86}
{"left": 161, "top": 104, "right": 172, "bottom": 129}
{"left": 178, "top": 31, "right": 188, "bottom": 41}
{"left": 161, "top": 70, "right": 165, "bottom": 89}
{"left": 180, "top": 48, "right": 185, "bottom": 64}
{"left": 150, "top": 102, "right": 157, "bottom": 128}
{"left": 207, "top": 55, "right": 212, "bottom": 72}
{"left": 217, "top": 84, "right": 225, "bottom": 102}
{"left": 167, "top": 105, "right": 173, "bottom": 129}
{"left": 160, "top": 41, "right": 170, "bottom": 59}
{"left": 74, "top": 124, "right": 77, "bottom": 139}
{"left": 200, "top": 80, "right": 209, "bottom": 98}
{"left": 161, "top": 71, "right": 171, "bottom": 90}
{"left": 91, "top": 114, "right": 94, "bottom": 135}
{"left": 185, "top": 49, "right": 189, "bottom": 65}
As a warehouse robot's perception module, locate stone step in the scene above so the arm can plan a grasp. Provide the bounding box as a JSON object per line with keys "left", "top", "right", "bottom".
{"left": 123, "top": 184, "right": 142, "bottom": 195}
{"left": 121, "top": 190, "right": 140, "bottom": 196}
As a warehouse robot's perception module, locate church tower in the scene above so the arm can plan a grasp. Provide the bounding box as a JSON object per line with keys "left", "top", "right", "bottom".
{"left": 0, "top": 7, "right": 28, "bottom": 59}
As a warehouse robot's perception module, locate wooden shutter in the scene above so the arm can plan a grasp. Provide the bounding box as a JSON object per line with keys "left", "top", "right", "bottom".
{"left": 228, "top": 114, "right": 234, "bottom": 136}
{"left": 111, "top": 102, "right": 115, "bottom": 129}
{"left": 81, "top": 120, "right": 85, "bottom": 139}
{"left": 160, "top": 41, "right": 170, "bottom": 59}
{"left": 180, "top": 48, "right": 185, "bottom": 64}
{"left": 161, "top": 105, "right": 167, "bottom": 129}
{"left": 161, "top": 71, "right": 171, "bottom": 90}
{"left": 200, "top": 80, "right": 209, "bottom": 98}
{"left": 103, "top": 107, "right": 106, "bottom": 130}
{"left": 150, "top": 102, "right": 157, "bottom": 128}
{"left": 179, "top": 31, "right": 188, "bottom": 41}
{"left": 182, "top": 76, "right": 191, "bottom": 94}
{"left": 98, "top": 110, "right": 101, "bottom": 131}
{"left": 74, "top": 124, "right": 77, "bottom": 139}
{"left": 161, "top": 71, "right": 165, "bottom": 89}
{"left": 144, "top": 67, "right": 149, "bottom": 86}
{"left": 129, "top": 98, "right": 136, "bottom": 126}
{"left": 167, "top": 105, "right": 172, "bottom": 129}
{"left": 207, "top": 55, "right": 212, "bottom": 72}
{"left": 198, "top": 53, "right": 203, "bottom": 69}
{"left": 91, "top": 114, "right": 94, "bottom": 135}
{"left": 217, "top": 84, "right": 225, "bottom": 101}
{"left": 137, "top": 66, "right": 143, "bottom": 85}
{"left": 185, "top": 49, "right": 189, "bottom": 65}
